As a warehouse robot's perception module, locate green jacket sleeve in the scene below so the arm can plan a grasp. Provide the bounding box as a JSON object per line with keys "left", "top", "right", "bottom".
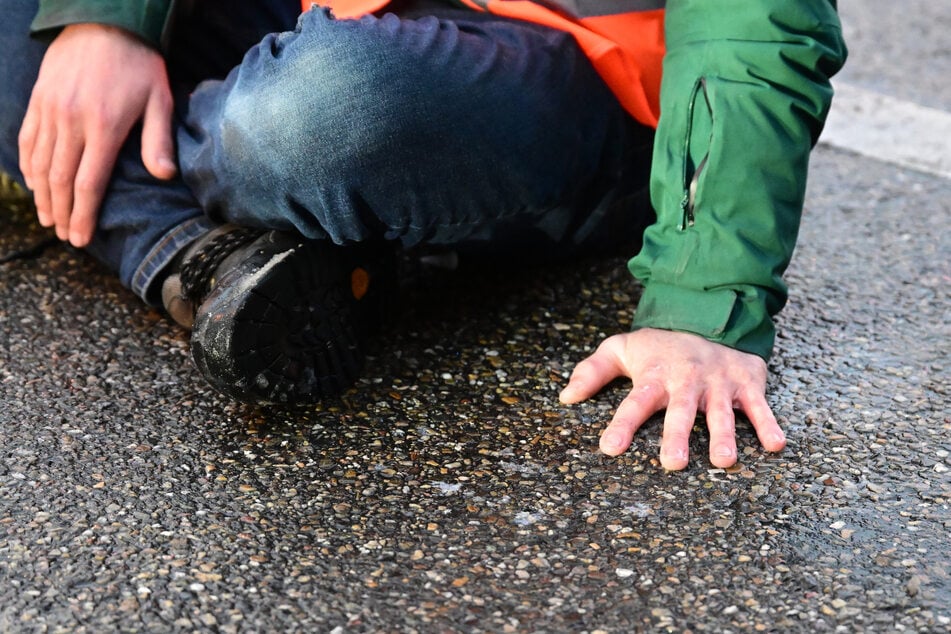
{"left": 31, "top": 0, "right": 174, "bottom": 48}
{"left": 628, "top": 0, "right": 847, "bottom": 360}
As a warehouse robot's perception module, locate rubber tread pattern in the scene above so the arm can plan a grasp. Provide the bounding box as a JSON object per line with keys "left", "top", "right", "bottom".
{"left": 189, "top": 232, "right": 396, "bottom": 404}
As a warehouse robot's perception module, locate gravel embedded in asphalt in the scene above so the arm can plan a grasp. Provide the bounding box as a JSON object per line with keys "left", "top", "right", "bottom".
{"left": 1, "top": 147, "right": 948, "bottom": 632}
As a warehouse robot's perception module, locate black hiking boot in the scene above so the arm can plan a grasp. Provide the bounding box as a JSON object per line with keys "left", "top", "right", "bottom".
{"left": 161, "top": 226, "right": 397, "bottom": 404}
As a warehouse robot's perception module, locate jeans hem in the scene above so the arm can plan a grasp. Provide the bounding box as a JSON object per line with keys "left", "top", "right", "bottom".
{"left": 131, "top": 215, "right": 217, "bottom": 306}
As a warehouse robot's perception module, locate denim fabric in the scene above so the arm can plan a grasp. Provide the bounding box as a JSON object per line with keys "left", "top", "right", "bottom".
{"left": 179, "top": 4, "right": 654, "bottom": 255}
{"left": 2, "top": 0, "right": 652, "bottom": 305}
{"left": 0, "top": 4, "right": 46, "bottom": 185}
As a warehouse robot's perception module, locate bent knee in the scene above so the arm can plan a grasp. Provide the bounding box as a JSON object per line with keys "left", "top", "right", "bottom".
{"left": 213, "top": 10, "right": 489, "bottom": 179}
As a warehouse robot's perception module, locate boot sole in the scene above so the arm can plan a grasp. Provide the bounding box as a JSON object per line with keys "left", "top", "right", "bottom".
{"left": 190, "top": 236, "right": 391, "bottom": 404}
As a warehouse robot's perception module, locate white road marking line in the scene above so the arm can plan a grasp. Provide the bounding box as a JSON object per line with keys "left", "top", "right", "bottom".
{"left": 820, "top": 82, "right": 951, "bottom": 180}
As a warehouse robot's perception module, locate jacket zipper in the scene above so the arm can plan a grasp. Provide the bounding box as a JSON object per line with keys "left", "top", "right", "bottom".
{"left": 681, "top": 77, "right": 712, "bottom": 229}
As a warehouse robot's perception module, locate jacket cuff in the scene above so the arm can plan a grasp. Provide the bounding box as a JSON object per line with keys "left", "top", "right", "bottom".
{"left": 31, "top": 0, "right": 172, "bottom": 48}
{"left": 630, "top": 281, "right": 776, "bottom": 360}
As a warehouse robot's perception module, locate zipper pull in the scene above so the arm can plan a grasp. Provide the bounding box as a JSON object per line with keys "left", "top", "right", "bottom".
{"left": 684, "top": 154, "right": 707, "bottom": 228}
{"left": 680, "top": 192, "right": 692, "bottom": 229}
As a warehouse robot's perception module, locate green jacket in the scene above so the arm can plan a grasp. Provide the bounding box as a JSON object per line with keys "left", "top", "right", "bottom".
{"left": 630, "top": 1, "right": 846, "bottom": 359}
{"left": 32, "top": 0, "right": 174, "bottom": 48}
{"left": 32, "top": 0, "right": 847, "bottom": 360}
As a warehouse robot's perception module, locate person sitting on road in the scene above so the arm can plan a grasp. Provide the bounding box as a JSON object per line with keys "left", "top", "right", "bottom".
{"left": 0, "top": 0, "right": 846, "bottom": 470}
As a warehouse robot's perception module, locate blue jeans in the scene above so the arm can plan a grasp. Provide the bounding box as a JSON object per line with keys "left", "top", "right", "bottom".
{"left": 1, "top": 0, "right": 652, "bottom": 306}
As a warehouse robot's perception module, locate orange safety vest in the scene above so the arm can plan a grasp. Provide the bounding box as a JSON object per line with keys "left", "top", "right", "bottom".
{"left": 301, "top": 0, "right": 665, "bottom": 127}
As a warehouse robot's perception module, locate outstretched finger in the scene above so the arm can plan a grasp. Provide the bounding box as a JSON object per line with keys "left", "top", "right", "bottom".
{"left": 27, "top": 115, "right": 56, "bottom": 233}
{"left": 704, "top": 390, "right": 737, "bottom": 468}
{"left": 736, "top": 388, "right": 785, "bottom": 453}
{"left": 68, "top": 131, "right": 122, "bottom": 247}
{"left": 660, "top": 394, "right": 699, "bottom": 470}
{"left": 599, "top": 381, "right": 666, "bottom": 456}
{"left": 18, "top": 103, "right": 40, "bottom": 191}
{"left": 48, "top": 128, "right": 84, "bottom": 243}
{"left": 140, "top": 83, "right": 176, "bottom": 180}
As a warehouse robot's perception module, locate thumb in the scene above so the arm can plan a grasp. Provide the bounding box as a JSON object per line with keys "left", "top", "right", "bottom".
{"left": 559, "top": 343, "right": 623, "bottom": 404}
{"left": 141, "top": 85, "right": 176, "bottom": 180}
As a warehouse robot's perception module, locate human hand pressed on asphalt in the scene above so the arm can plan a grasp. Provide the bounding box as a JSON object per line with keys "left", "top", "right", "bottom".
{"left": 559, "top": 328, "right": 786, "bottom": 470}
{"left": 18, "top": 23, "right": 176, "bottom": 247}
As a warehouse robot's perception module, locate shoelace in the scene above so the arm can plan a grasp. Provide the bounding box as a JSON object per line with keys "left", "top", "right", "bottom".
{"left": 0, "top": 237, "right": 59, "bottom": 265}
{"left": 179, "top": 228, "right": 262, "bottom": 305}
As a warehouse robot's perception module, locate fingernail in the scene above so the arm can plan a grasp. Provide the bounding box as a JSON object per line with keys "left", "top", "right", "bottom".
{"left": 660, "top": 450, "right": 688, "bottom": 471}
{"left": 662, "top": 447, "right": 688, "bottom": 461}
{"left": 157, "top": 157, "right": 177, "bottom": 174}
{"left": 69, "top": 230, "right": 89, "bottom": 248}
{"left": 600, "top": 433, "right": 624, "bottom": 456}
{"left": 770, "top": 432, "right": 786, "bottom": 448}
{"left": 715, "top": 446, "right": 735, "bottom": 458}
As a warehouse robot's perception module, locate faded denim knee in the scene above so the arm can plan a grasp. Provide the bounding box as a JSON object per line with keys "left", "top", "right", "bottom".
{"left": 178, "top": 8, "right": 471, "bottom": 240}
{"left": 178, "top": 6, "right": 629, "bottom": 248}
